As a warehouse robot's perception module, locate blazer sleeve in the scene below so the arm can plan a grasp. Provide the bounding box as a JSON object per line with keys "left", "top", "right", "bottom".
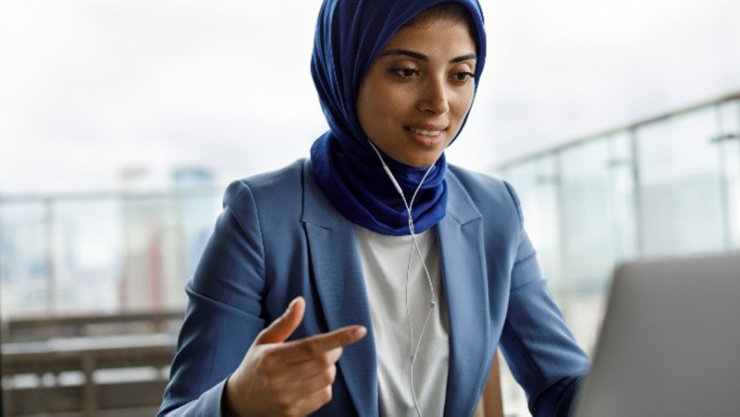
{"left": 498, "top": 182, "right": 590, "bottom": 417}
{"left": 158, "top": 180, "right": 268, "bottom": 416}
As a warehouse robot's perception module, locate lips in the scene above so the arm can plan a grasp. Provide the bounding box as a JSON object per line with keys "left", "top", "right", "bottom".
{"left": 408, "top": 127, "right": 443, "bottom": 137}
{"left": 404, "top": 124, "right": 449, "bottom": 148}
{"left": 405, "top": 124, "right": 448, "bottom": 136}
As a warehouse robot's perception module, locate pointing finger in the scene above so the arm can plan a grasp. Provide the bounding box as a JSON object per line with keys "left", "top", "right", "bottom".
{"left": 281, "top": 325, "right": 366, "bottom": 363}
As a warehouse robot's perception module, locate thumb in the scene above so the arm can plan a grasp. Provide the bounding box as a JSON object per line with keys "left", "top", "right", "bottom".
{"left": 255, "top": 297, "right": 305, "bottom": 344}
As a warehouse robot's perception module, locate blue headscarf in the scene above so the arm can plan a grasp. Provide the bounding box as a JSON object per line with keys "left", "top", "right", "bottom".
{"left": 310, "top": 0, "right": 487, "bottom": 235}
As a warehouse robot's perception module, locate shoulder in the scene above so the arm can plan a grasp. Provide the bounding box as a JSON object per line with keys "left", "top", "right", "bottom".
{"left": 225, "top": 159, "right": 305, "bottom": 201}
{"left": 222, "top": 159, "right": 307, "bottom": 227}
{"left": 446, "top": 163, "right": 524, "bottom": 227}
{"left": 447, "top": 163, "right": 513, "bottom": 196}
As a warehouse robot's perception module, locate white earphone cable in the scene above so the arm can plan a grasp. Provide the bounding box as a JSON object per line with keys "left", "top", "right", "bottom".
{"left": 368, "top": 141, "right": 437, "bottom": 417}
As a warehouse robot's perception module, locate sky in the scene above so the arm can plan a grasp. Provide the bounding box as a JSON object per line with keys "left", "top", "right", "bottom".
{"left": 1, "top": 0, "right": 739, "bottom": 194}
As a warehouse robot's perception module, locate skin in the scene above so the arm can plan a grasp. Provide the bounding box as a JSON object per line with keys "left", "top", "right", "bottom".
{"left": 222, "top": 15, "right": 476, "bottom": 417}
{"left": 223, "top": 297, "right": 366, "bottom": 417}
{"left": 356, "top": 15, "right": 477, "bottom": 168}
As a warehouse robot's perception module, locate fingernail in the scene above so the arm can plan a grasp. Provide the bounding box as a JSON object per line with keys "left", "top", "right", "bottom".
{"left": 354, "top": 326, "right": 367, "bottom": 338}
{"left": 285, "top": 297, "right": 299, "bottom": 314}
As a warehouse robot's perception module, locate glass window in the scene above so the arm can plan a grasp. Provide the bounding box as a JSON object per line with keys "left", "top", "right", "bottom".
{"left": 501, "top": 156, "right": 563, "bottom": 294}
{"left": 0, "top": 201, "right": 49, "bottom": 316}
{"left": 718, "top": 100, "right": 740, "bottom": 250}
{"left": 608, "top": 131, "right": 639, "bottom": 263}
{"left": 51, "top": 198, "right": 121, "bottom": 314}
{"left": 636, "top": 107, "right": 725, "bottom": 256}
{"left": 1, "top": 190, "right": 221, "bottom": 317}
{"left": 559, "top": 138, "right": 618, "bottom": 352}
{"left": 120, "top": 191, "right": 220, "bottom": 311}
{"left": 560, "top": 138, "right": 615, "bottom": 294}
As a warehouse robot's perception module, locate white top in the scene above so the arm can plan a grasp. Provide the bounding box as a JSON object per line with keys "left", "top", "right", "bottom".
{"left": 355, "top": 226, "right": 449, "bottom": 417}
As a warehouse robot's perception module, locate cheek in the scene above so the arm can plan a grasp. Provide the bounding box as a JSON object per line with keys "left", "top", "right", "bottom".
{"left": 363, "top": 90, "right": 412, "bottom": 136}
{"left": 375, "top": 85, "right": 412, "bottom": 116}
{"left": 451, "top": 89, "right": 475, "bottom": 119}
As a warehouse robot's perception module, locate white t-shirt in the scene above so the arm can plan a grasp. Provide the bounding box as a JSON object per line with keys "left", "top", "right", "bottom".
{"left": 355, "top": 225, "right": 449, "bottom": 417}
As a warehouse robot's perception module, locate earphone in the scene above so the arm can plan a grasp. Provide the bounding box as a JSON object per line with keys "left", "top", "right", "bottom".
{"left": 367, "top": 141, "right": 437, "bottom": 417}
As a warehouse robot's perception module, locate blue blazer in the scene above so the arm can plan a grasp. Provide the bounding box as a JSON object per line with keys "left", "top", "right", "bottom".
{"left": 158, "top": 159, "right": 589, "bottom": 417}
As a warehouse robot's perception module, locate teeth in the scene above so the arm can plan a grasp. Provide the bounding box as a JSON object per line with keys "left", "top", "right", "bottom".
{"left": 410, "top": 127, "right": 442, "bottom": 136}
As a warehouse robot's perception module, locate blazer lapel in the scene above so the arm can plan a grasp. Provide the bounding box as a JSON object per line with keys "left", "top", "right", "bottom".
{"left": 300, "top": 161, "right": 490, "bottom": 416}
{"left": 301, "top": 161, "right": 379, "bottom": 417}
{"left": 438, "top": 172, "right": 491, "bottom": 417}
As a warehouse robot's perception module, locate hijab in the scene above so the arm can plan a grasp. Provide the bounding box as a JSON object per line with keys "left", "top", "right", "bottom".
{"left": 310, "top": 0, "right": 487, "bottom": 235}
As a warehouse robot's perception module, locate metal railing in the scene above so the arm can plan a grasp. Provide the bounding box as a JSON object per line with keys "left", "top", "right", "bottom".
{"left": 0, "top": 186, "right": 223, "bottom": 317}
{"left": 492, "top": 92, "right": 740, "bottom": 417}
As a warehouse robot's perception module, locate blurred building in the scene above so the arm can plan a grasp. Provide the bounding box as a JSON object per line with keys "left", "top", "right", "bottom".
{"left": 0, "top": 166, "right": 221, "bottom": 318}
{"left": 120, "top": 165, "right": 218, "bottom": 311}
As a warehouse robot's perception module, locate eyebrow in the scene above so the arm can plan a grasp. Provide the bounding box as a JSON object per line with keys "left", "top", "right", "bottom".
{"left": 380, "top": 48, "right": 477, "bottom": 64}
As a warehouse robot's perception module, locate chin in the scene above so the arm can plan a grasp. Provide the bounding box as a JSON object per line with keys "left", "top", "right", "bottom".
{"left": 402, "top": 155, "right": 439, "bottom": 168}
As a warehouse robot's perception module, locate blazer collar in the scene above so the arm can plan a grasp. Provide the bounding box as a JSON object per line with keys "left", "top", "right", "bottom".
{"left": 302, "top": 160, "right": 490, "bottom": 417}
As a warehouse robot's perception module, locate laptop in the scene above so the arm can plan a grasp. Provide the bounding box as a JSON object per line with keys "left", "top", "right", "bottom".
{"left": 572, "top": 253, "right": 740, "bottom": 417}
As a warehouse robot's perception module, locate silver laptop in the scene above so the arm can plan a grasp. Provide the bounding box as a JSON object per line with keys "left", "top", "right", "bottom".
{"left": 573, "top": 253, "right": 740, "bottom": 417}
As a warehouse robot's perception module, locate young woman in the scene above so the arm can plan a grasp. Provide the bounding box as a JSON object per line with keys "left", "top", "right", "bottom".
{"left": 158, "top": 1, "right": 590, "bottom": 416}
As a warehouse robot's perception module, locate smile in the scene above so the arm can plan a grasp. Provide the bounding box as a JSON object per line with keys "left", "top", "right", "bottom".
{"left": 406, "top": 126, "right": 448, "bottom": 137}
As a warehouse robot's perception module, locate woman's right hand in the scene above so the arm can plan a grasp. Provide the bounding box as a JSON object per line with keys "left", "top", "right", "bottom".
{"left": 222, "top": 297, "right": 367, "bottom": 417}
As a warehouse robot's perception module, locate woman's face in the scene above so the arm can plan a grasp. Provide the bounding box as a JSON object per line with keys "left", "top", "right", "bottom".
{"left": 356, "top": 15, "right": 477, "bottom": 168}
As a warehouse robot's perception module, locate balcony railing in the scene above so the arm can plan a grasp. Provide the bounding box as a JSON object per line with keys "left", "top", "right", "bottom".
{"left": 492, "top": 92, "right": 740, "bottom": 416}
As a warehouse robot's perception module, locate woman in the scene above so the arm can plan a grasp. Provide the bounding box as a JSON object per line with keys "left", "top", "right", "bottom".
{"left": 158, "top": 0, "right": 590, "bottom": 416}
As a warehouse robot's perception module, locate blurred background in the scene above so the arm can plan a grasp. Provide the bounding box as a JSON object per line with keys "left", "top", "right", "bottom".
{"left": 1, "top": 0, "right": 739, "bottom": 415}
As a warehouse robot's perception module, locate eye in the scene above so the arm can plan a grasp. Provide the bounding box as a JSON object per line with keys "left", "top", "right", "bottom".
{"left": 390, "top": 67, "right": 420, "bottom": 79}
{"left": 452, "top": 71, "right": 475, "bottom": 83}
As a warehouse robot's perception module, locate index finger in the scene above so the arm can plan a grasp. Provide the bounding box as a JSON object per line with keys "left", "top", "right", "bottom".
{"left": 279, "top": 325, "right": 367, "bottom": 364}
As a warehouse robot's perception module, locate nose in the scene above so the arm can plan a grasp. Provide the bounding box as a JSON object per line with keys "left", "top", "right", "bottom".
{"left": 417, "top": 76, "right": 450, "bottom": 115}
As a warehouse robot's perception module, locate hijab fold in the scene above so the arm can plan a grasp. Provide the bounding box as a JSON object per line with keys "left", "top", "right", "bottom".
{"left": 310, "top": 0, "right": 487, "bottom": 236}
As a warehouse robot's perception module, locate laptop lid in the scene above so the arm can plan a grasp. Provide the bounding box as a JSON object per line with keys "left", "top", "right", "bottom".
{"left": 573, "top": 253, "right": 740, "bottom": 417}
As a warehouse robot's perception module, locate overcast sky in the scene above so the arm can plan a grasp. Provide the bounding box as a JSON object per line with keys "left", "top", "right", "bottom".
{"left": 1, "top": 0, "right": 739, "bottom": 194}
